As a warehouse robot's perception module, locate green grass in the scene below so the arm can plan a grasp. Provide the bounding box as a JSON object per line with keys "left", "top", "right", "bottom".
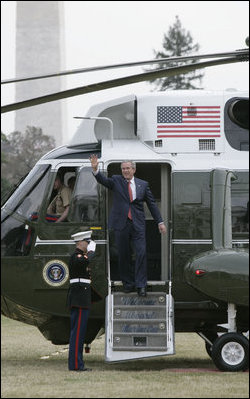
{"left": 1, "top": 316, "right": 249, "bottom": 398}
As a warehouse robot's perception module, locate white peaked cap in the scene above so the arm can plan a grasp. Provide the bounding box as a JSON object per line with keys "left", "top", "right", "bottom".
{"left": 71, "top": 230, "right": 93, "bottom": 242}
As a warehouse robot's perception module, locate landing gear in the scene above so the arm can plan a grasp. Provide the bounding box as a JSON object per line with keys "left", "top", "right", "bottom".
{"left": 204, "top": 332, "right": 218, "bottom": 358}
{"left": 211, "top": 333, "right": 249, "bottom": 372}
{"left": 198, "top": 304, "right": 249, "bottom": 371}
{"left": 197, "top": 330, "right": 218, "bottom": 358}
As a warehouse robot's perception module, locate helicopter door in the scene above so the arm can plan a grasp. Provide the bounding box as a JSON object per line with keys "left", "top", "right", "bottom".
{"left": 107, "top": 162, "right": 171, "bottom": 283}
{"left": 105, "top": 162, "right": 174, "bottom": 363}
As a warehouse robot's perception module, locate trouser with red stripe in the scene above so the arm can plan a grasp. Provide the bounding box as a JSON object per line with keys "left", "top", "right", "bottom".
{"left": 68, "top": 307, "right": 89, "bottom": 370}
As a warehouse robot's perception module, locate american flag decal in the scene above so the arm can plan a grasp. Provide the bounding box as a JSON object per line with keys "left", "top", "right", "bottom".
{"left": 157, "top": 105, "right": 221, "bottom": 138}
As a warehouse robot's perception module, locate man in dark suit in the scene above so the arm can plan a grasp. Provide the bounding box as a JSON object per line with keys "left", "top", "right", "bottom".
{"left": 90, "top": 155, "right": 166, "bottom": 296}
{"left": 67, "top": 230, "right": 96, "bottom": 371}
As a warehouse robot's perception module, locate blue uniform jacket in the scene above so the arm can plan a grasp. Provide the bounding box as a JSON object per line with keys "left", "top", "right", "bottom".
{"left": 94, "top": 171, "right": 163, "bottom": 231}
{"left": 67, "top": 248, "right": 95, "bottom": 309}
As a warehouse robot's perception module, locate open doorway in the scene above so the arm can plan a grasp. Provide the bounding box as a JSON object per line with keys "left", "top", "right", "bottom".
{"left": 107, "top": 162, "right": 171, "bottom": 283}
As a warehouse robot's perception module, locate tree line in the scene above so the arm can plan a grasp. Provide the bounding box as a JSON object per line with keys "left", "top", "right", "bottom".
{"left": 1, "top": 127, "right": 55, "bottom": 199}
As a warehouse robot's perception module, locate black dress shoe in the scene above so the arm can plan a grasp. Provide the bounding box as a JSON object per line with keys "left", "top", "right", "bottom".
{"left": 137, "top": 287, "right": 147, "bottom": 297}
{"left": 70, "top": 368, "right": 92, "bottom": 372}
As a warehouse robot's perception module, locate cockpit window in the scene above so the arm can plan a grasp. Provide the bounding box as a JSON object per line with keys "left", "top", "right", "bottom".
{"left": 2, "top": 164, "right": 50, "bottom": 215}
{"left": 1, "top": 164, "right": 51, "bottom": 256}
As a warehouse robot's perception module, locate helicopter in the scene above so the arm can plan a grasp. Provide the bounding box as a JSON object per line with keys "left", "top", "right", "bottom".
{"left": 1, "top": 45, "right": 249, "bottom": 372}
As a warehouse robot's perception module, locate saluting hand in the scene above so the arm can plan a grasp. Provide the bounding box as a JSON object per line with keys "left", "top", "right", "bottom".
{"left": 90, "top": 154, "right": 99, "bottom": 172}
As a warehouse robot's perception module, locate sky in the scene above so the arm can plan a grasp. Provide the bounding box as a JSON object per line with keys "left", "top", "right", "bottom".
{"left": 1, "top": 1, "right": 249, "bottom": 144}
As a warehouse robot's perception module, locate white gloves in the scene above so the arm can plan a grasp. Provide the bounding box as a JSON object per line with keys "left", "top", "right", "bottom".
{"left": 87, "top": 240, "right": 96, "bottom": 253}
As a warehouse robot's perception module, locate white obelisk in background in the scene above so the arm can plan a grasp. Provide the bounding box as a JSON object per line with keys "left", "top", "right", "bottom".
{"left": 15, "top": 1, "right": 66, "bottom": 146}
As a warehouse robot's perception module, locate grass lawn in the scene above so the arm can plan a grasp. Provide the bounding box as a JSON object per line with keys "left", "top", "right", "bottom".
{"left": 1, "top": 315, "right": 249, "bottom": 398}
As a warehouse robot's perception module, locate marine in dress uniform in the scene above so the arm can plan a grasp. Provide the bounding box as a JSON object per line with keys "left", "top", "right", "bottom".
{"left": 67, "top": 231, "right": 96, "bottom": 372}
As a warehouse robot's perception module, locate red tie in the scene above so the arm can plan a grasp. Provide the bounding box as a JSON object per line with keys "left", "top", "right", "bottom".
{"left": 128, "top": 181, "right": 133, "bottom": 220}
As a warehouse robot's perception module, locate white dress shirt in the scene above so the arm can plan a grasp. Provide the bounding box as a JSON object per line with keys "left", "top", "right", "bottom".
{"left": 128, "top": 177, "right": 136, "bottom": 200}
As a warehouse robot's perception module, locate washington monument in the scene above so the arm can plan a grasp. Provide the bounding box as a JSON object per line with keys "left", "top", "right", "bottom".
{"left": 15, "top": 1, "right": 66, "bottom": 146}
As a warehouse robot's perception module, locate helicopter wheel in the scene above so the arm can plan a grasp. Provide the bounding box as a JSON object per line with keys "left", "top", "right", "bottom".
{"left": 211, "top": 332, "right": 249, "bottom": 372}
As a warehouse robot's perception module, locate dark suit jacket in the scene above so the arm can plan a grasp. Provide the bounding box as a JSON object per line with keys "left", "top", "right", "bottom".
{"left": 94, "top": 171, "right": 163, "bottom": 231}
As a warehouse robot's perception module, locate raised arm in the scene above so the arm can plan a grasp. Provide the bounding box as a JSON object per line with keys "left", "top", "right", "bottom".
{"left": 90, "top": 154, "right": 114, "bottom": 189}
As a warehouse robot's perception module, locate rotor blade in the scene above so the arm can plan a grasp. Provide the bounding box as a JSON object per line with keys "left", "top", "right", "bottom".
{"left": 1, "top": 49, "right": 248, "bottom": 85}
{"left": 1, "top": 56, "right": 247, "bottom": 114}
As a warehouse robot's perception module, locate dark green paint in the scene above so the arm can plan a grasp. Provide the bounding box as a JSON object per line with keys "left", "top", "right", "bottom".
{"left": 184, "top": 248, "right": 248, "bottom": 306}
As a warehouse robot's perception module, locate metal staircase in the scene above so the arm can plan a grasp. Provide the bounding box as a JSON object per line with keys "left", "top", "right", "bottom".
{"left": 105, "top": 286, "right": 175, "bottom": 362}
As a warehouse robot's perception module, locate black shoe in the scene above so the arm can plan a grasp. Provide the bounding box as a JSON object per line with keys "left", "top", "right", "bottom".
{"left": 70, "top": 368, "right": 92, "bottom": 372}
{"left": 137, "top": 287, "right": 147, "bottom": 297}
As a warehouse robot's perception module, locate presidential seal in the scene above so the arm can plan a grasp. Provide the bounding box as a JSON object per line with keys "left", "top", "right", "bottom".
{"left": 43, "top": 260, "right": 69, "bottom": 287}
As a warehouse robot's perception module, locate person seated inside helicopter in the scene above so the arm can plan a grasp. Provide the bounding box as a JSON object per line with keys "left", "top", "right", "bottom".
{"left": 67, "top": 175, "right": 76, "bottom": 191}
{"left": 47, "top": 174, "right": 73, "bottom": 223}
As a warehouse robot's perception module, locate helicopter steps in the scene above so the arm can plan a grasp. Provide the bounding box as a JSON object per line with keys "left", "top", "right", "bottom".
{"left": 105, "top": 291, "right": 175, "bottom": 362}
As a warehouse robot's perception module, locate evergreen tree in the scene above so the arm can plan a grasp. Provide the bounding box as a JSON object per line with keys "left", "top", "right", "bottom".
{"left": 150, "top": 16, "right": 204, "bottom": 90}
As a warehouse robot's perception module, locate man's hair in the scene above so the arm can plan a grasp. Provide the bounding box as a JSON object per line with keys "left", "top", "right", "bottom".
{"left": 121, "top": 160, "right": 136, "bottom": 170}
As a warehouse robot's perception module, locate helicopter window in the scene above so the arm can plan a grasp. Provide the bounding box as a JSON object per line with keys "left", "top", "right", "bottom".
{"left": 2, "top": 164, "right": 50, "bottom": 217}
{"left": 1, "top": 164, "right": 51, "bottom": 256}
{"left": 1, "top": 212, "right": 31, "bottom": 256}
{"left": 224, "top": 98, "right": 249, "bottom": 151}
{"left": 231, "top": 173, "right": 249, "bottom": 238}
{"left": 172, "top": 172, "right": 211, "bottom": 240}
{"left": 68, "top": 167, "right": 99, "bottom": 223}
{"left": 1, "top": 172, "right": 29, "bottom": 207}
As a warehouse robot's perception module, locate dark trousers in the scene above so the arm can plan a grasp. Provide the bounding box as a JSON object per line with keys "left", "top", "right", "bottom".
{"left": 68, "top": 307, "right": 89, "bottom": 370}
{"left": 114, "top": 219, "right": 147, "bottom": 288}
